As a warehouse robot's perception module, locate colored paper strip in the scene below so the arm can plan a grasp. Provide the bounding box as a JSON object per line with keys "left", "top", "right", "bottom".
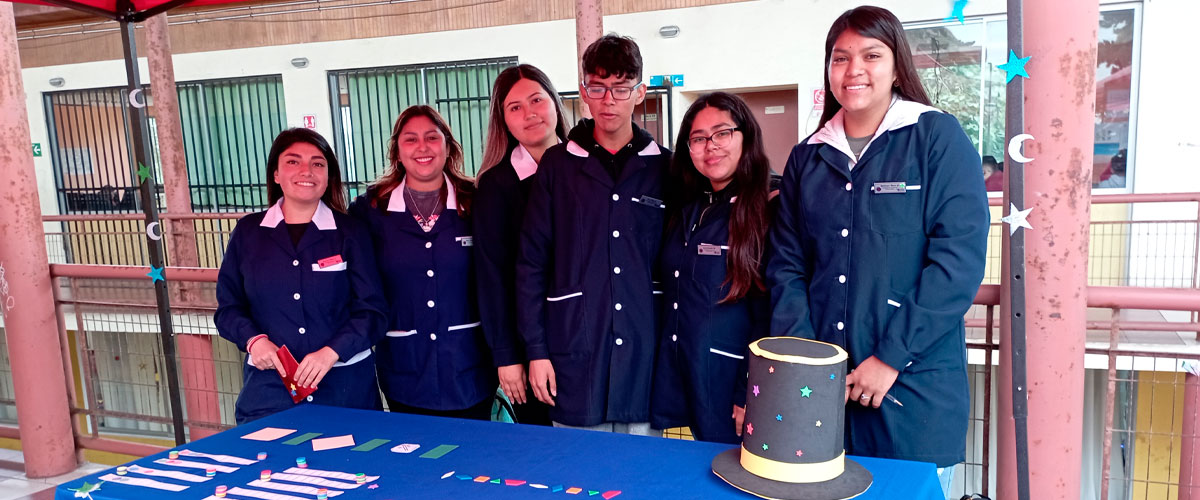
{"left": 418, "top": 444, "right": 459, "bottom": 459}
{"left": 351, "top": 439, "right": 391, "bottom": 452}
{"left": 281, "top": 432, "right": 323, "bottom": 446}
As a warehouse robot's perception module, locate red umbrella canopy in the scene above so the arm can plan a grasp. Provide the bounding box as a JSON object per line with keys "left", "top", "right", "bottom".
{"left": 7, "top": 0, "right": 244, "bottom": 21}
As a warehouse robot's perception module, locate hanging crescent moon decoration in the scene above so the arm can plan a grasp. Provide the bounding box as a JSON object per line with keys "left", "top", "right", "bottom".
{"left": 1008, "top": 133, "right": 1035, "bottom": 163}
{"left": 146, "top": 222, "right": 163, "bottom": 241}
{"left": 129, "top": 88, "right": 146, "bottom": 109}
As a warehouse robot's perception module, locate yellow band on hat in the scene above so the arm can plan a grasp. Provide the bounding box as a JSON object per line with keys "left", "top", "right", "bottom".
{"left": 740, "top": 447, "right": 845, "bottom": 483}
{"left": 748, "top": 337, "right": 848, "bottom": 366}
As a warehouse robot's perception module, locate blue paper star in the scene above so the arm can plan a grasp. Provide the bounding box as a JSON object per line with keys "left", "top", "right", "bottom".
{"left": 800, "top": 386, "right": 813, "bottom": 398}
{"left": 946, "top": 0, "right": 968, "bottom": 24}
{"left": 998, "top": 50, "right": 1032, "bottom": 84}
{"left": 830, "top": 373, "right": 836, "bottom": 380}
{"left": 761, "top": 443, "right": 769, "bottom": 451}
{"left": 775, "top": 414, "right": 782, "bottom": 422}
{"left": 147, "top": 266, "right": 165, "bottom": 283}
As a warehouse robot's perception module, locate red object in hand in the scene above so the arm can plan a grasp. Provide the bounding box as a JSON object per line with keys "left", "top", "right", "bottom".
{"left": 277, "top": 345, "right": 317, "bottom": 403}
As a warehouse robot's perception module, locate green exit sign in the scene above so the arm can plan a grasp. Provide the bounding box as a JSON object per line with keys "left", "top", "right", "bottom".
{"left": 32, "top": 143, "right": 42, "bottom": 157}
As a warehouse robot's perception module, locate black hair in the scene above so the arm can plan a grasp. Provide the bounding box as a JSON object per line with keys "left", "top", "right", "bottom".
{"left": 265, "top": 128, "right": 346, "bottom": 213}
{"left": 581, "top": 34, "right": 643, "bottom": 81}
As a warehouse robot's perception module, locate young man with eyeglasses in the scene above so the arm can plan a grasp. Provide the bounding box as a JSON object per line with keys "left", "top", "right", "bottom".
{"left": 516, "top": 34, "right": 670, "bottom": 434}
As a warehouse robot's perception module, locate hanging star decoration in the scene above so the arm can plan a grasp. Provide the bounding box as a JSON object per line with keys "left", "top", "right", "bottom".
{"left": 815, "top": 420, "right": 822, "bottom": 427}
{"left": 768, "top": 366, "right": 775, "bottom": 374}
{"left": 745, "top": 423, "right": 753, "bottom": 435}
{"left": 946, "top": 0, "right": 968, "bottom": 24}
{"left": 147, "top": 266, "right": 165, "bottom": 283}
{"left": 761, "top": 443, "right": 769, "bottom": 451}
{"left": 1001, "top": 203, "right": 1034, "bottom": 235}
{"left": 997, "top": 49, "right": 1032, "bottom": 84}
{"left": 795, "top": 449, "right": 804, "bottom": 458}
{"left": 829, "top": 373, "right": 836, "bottom": 380}
{"left": 69, "top": 481, "right": 103, "bottom": 500}
{"left": 752, "top": 385, "right": 760, "bottom": 397}
{"left": 136, "top": 162, "right": 152, "bottom": 184}
{"left": 800, "top": 386, "right": 813, "bottom": 398}
{"left": 775, "top": 414, "right": 782, "bottom": 422}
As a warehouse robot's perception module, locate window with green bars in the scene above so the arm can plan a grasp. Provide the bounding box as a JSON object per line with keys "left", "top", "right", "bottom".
{"left": 329, "top": 57, "right": 517, "bottom": 198}
{"left": 44, "top": 75, "right": 287, "bottom": 214}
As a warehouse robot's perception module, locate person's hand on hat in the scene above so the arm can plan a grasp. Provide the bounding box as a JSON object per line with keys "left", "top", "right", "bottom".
{"left": 845, "top": 356, "right": 899, "bottom": 408}
{"left": 733, "top": 405, "right": 746, "bottom": 436}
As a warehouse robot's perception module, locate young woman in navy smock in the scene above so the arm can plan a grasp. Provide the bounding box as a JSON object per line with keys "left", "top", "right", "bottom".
{"left": 475, "top": 64, "right": 569, "bottom": 426}
{"left": 216, "top": 128, "right": 387, "bottom": 424}
{"left": 767, "top": 6, "right": 989, "bottom": 481}
{"left": 350, "top": 105, "right": 496, "bottom": 420}
{"left": 651, "top": 93, "right": 772, "bottom": 444}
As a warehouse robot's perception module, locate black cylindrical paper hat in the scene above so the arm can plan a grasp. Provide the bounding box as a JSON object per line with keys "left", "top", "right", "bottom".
{"left": 712, "top": 337, "right": 872, "bottom": 500}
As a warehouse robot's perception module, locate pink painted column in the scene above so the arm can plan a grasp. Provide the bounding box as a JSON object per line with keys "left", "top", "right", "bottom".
{"left": 145, "top": 13, "right": 221, "bottom": 440}
{"left": 0, "top": 2, "right": 78, "bottom": 478}
{"left": 575, "top": 0, "right": 601, "bottom": 118}
{"left": 1181, "top": 373, "right": 1200, "bottom": 500}
{"left": 998, "top": 0, "right": 1098, "bottom": 498}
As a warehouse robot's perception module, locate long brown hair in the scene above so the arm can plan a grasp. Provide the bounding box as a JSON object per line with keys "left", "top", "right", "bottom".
{"left": 266, "top": 128, "right": 347, "bottom": 213}
{"left": 479, "top": 64, "right": 569, "bottom": 177}
{"left": 368, "top": 105, "right": 473, "bottom": 215}
{"left": 670, "top": 92, "right": 771, "bottom": 303}
{"left": 818, "top": 6, "right": 931, "bottom": 129}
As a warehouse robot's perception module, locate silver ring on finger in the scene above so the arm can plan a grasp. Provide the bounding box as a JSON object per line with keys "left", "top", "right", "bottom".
{"left": 860, "top": 394, "right": 871, "bottom": 401}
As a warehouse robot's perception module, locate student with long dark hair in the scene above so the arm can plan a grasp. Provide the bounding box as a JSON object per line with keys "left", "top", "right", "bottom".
{"left": 650, "top": 92, "right": 771, "bottom": 443}
{"left": 216, "top": 128, "right": 387, "bottom": 423}
{"left": 475, "top": 64, "right": 569, "bottom": 425}
{"left": 767, "top": 5, "right": 988, "bottom": 491}
{"left": 349, "top": 105, "right": 496, "bottom": 420}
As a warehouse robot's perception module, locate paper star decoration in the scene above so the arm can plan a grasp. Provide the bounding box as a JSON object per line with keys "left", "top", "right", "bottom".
{"left": 136, "top": 162, "right": 152, "bottom": 183}
{"left": 69, "top": 481, "right": 103, "bottom": 500}
{"left": 947, "top": 0, "right": 968, "bottom": 24}
{"left": 752, "top": 385, "right": 760, "bottom": 397}
{"left": 746, "top": 423, "right": 753, "bottom": 435}
{"left": 768, "top": 366, "right": 775, "bottom": 374}
{"left": 795, "top": 449, "right": 804, "bottom": 457}
{"left": 830, "top": 373, "right": 836, "bottom": 380}
{"left": 800, "top": 386, "right": 813, "bottom": 398}
{"left": 998, "top": 50, "right": 1032, "bottom": 84}
{"left": 147, "top": 266, "right": 165, "bottom": 283}
{"left": 816, "top": 420, "right": 822, "bottom": 427}
{"left": 761, "top": 443, "right": 769, "bottom": 451}
{"left": 776, "top": 414, "right": 782, "bottom": 422}
{"left": 1001, "top": 203, "right": 1034, "bottom": 235}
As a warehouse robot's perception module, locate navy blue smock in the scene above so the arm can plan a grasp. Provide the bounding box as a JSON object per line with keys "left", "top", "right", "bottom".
{"left": 650, "top": 187, "right": 770, "bottom": 443}
{"left": 475, "top": 144, "right": 540, "bottom": 368}
{"left": 349, "top": 175, "right": 496, "bottom": 411}
{"left": 516, "top": 121, "right": 671, "bottom": 426}
{"left": 215, "top": 200, "right": 387, "bottom": 424}
{"left": 767, "top": 99, "right": 989, "bottom": 467}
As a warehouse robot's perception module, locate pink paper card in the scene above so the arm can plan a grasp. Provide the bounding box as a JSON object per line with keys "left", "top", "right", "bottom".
{"left": 241, "top": 427, "right": 297, "bottom": 441}
{"left": 311, "top": 434, "right": 356, "bottom": 451}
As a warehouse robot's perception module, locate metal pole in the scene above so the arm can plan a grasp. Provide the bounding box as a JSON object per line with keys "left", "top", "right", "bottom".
{"left": 1021, "top": 0, "right": 1097, "bottom": 497}
{"left": 145, "top": 13, "right": 220, "bottom": 440}
{"left": 119, "top": 17, "right": 186, "bottom": 446}
{"left": 0, "top": 2, "right": 77, "bottom": 478}
{"left": 1181, "top": 372, "right": 1200, "bottom": 500}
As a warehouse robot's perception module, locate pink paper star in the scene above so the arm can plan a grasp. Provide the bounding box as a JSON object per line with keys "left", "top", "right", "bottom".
{"left": 746, "top": 423, "right": 754, "bottom": 435}
{"left": 752, "top": 385, "right": 760, "bottom": 397}
{"left": 796, "top": 450, "right": 803, "bottom": 457}
{"left": 769, "top": 366, "right": 775, "bottom": 373}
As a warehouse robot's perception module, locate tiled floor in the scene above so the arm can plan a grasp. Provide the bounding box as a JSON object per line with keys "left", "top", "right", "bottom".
{"left": 0, "top": 449, "right": 107, "bottom": 500}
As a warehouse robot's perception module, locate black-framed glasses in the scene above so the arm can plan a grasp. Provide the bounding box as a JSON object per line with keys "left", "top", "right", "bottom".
{"left": 687, "top": 128, "right": 740, "bottom": 153}
{"left": 581, "top": 82, "right": 644, "bottom": 100}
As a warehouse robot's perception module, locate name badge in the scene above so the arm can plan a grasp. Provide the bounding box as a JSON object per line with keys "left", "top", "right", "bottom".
{"left": 634, "top": 195, "right": 665, "bottom": 208}
{"left": 455, "top": 236, "right": 474, "bottom": 247}
{"left": 697, "top": 243, "right": 723, "bottom": 256}
{"left": 872, "top": 182, "right": 907, "bottom": 194}
{"left": 317, "top": 254, "right": 344, "bottom": 268}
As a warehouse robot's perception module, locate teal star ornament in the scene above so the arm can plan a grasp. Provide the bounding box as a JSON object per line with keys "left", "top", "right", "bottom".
{"left": 800, "top": 385, "right": 813, "bottom": 398}
{"left": 946, "top": 0, "right": 968, "bottom": 24}
{"left": 997, "top": 50, "right": 1032, "bottom": 84}
{"left": 136, "top": 162, "right": 152, "bottom": 183}
{"left": 147, "top": 266, "right": 165, "bottom": 283}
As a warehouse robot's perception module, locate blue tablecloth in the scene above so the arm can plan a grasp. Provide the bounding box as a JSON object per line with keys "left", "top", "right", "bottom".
{"left": 57, "top": 404, "right": 942, "bottom": 499}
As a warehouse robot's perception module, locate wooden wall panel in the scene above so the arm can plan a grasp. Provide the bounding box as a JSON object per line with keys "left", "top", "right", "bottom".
{"left": 18, "top": 0, "right": 749, "bottom": 68}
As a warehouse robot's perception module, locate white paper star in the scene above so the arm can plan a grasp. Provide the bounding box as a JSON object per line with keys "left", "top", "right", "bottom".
{"left": 1001, "top": 203, "right": 1034, "bottom": 235}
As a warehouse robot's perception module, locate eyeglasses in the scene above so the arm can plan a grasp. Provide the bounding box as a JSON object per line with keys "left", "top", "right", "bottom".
{"left": 581, "top": 82, "right": 643, "bottom": 100}
{"left": 687, "top": 128, "right": 740, "bottom": 153}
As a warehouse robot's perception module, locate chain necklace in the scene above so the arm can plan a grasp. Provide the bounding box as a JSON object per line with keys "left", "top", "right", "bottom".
{"left": 405, "top": 186, "right": 438, "bottom": 232}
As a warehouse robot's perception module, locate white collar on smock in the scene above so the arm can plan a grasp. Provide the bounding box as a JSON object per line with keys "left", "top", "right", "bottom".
{"left": 260, "top": 199, "right": 337, "bottom": 230}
